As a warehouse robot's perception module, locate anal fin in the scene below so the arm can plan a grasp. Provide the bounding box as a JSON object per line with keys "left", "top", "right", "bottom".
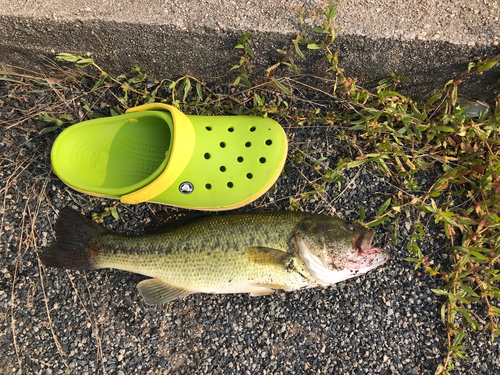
{"left": 137, "top": 278, "right": 190, "bottom": 305}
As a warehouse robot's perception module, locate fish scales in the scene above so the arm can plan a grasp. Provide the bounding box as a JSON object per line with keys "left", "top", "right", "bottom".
{"left": 94, "top": 212, "right": 313, "bottom": 293}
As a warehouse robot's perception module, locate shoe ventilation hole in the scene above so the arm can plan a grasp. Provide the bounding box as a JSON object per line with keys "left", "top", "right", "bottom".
{"left": 266, "top": 139, "right": 272, "bottom": 146}
{"left": 206, "top": 126, "right": 212, "bottom": 131}
{"left": 205, "top": 184, "right": 212, "bottom": 190}
{"left": 220, "top": 166, "right": 226, "bottom": 172}
{"left": 259, "top": 157, "right": 266, "bottom": 164}
{"left": 220, "top": 142, "right": 226, "bottom": 148}
{"left": 245, "top": 142, "right": 251, "bottom": 147}
{"left": 246, "top": 173, "right": 253, "bottom": 179}
{"left": 227, "top": 182, "right": 234, "bottom": 188}
{"left": 237, "top": 156, "right": 244, "bottom": 162}
{"left": 204, "top": 153, "right": 211, "bottom": 159}
{"left": 250, "top": 126, "right": 256, "bottom": 132}
{"left": 228, "top": 127, "right": 234, "bottom": 132}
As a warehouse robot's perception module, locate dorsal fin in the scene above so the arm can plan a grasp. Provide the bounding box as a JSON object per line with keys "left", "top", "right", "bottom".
{"left": 144, "top": 211, "right": 212, "bottom": 234}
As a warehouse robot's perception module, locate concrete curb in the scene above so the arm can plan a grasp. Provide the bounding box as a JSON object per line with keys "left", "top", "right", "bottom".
{"left": 1, "top": 0, "right": 499, "bottom": 100}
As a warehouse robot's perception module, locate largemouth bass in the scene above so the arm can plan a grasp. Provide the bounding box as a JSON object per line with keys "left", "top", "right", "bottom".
{"left": 41, "top": 208, "right": 390, "bottom": 304}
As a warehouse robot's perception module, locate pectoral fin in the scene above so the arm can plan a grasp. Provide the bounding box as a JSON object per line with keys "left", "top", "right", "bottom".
{"left": 250, "top": 288, "right": 276, "bottom": 296}
{"left": 246, "top": 247, "right": 293, "bottom": 267}
{"left": 137, "top": 278, "right": 190, "bottom": 305}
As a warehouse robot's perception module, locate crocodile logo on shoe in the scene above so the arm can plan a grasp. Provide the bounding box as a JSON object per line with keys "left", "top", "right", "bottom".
{"left": 179, "top": 182, "right": 194, "bottom": 194}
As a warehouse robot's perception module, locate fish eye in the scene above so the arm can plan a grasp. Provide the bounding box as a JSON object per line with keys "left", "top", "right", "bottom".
{"left": 345, "top": 222, "right": 355, "bottom": 231}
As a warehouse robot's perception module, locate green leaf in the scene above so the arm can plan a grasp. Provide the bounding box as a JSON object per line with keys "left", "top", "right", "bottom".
{"left": 92, "top": 73, "right": 108, "bottom": 90}
{"left": 449, "top": 345, "right": 467, "bottom": 351}
{"left": 294, "top": 151, "right": 304, "bottom": 163}
{"left": 377, "top": 198, "right": 392, "bottom": 216}
{"left": 240, "top": 32, "right": 252, "bottom": 43}
{"left": 307, "top": 43, "right": 323, "bottom": 50}
{"left": 404, "top": 257, "right": 418, "bottom": 262}
{"left": 41, "top": 126, "right": 60, "bottom": 133}
{"left": 294, "top": 42, "right": 305, "bottom": 59}
{"left": 196, "top": 82, "right": 202, "bottom": 101}
{"left": 427, "top": 94, "right": 442, "bottom": 106}
{"left": 229, "top": 64, "right": 241, "bottom": 71}
{"left": 434, "top": 126, "right": 455, "bottom": 132}
{"left": 360, "top": 206, "right": 365, "bottom": 222}
{"left": 346, "top": 159, "right": 368, "bottom": 169}
{"left": 378, "top": 90, "right": 406, "bottom": 101}
{"left": 182, "top": 77, "right": 191, "bottom": 102}
{"left": 477, "top": 60, "right": 497, "bottom": 73}
{"left": 75, "top": 58, "right": 94, "bottom": 67}
{"left": 242, "top": 75, "right": 251, "bottom": 88}
{"left": 469, "top": 251, "right": 487, "bottom": 260}
{"left": 56, "top": 53, "right": 82, "bottom": 62}
{"left": 490, "top": 306, "right": 500, "bottom": 316}
{"left": 376, "top": 159, "right": 391, "bottom": 175}
{"left": 58, "top": 114, "right": 74, "bottom": 122}
{"left": 325, "top": 4, "right": 338, "bottom": 21}
{"left": 299, "top": 39, "right": 317, "bottom": 45}
{"left": 451, "top": 85, "right": 457, "bottom": 106}
{"left": 440, "top": 215, "right": 458, "bottom": 227}
{"left": 432, "top": 289, "right": 449, "bottom": 296}
{"left": 311, "top": 27, "right": 328, "bottom": 34}
{"left": 349, "top": 124, "right": 365, "bottom": 130}
{"left": 235, "top": 44, "right": 244, "bottom": 49}
{"left": 366, "top": 217, "right": 390, "bottom": 228}
{"left": 39, "top": 113, "right": 54, "bottom": 122}
{"left": 233, "top": 76, "right": 241, "bottom": 86}
{"left": 407, "top": 243, "right": 420, "bottom": 256}
{"left": 271, "top": 77, "right": 291, "bottom": 95}
{"left": 109, "top": 206, "right": 119, "bottom": 220}
{"left": 452, "top": 330, "right": 466, "bottom": 347}
{"left": 460, "top": 284, "right": 479, "bottom": 298}
{"left": 441, "top": 303, "right": 446, "bottom": 323}
{"left": 443, "top": 79, "right": 454, "bottom": 89}
{"left": 287, "top": 57, "right": 301, "bottom": 74}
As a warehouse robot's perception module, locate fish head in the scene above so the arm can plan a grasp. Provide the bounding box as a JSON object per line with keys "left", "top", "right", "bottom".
{"left": 295, "top": 215, "right": 390, "bottom": 285}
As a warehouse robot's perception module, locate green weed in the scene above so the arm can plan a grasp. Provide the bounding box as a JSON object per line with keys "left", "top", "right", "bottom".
{"left": 48, "top": 2, "right": 500, "bottom": 373}
{"left": 38, "top": 113, "right": 75, "bottom": 133}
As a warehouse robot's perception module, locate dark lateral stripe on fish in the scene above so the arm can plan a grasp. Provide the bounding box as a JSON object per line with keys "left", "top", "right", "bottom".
{"left": 41, "top": 207, "right": 109, "bottom": 270}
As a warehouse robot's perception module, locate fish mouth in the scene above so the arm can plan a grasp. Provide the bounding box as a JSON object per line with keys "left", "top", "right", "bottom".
{"left": 354, "top": 229, "right": 380, "bottom": 255}
{"left": 347, "top": 229, "right": 390, "bottom": 271}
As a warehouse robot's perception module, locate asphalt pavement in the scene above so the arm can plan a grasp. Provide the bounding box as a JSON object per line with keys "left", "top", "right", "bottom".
{"left": 0, "top": 74, "right": 499, "bottom": 374}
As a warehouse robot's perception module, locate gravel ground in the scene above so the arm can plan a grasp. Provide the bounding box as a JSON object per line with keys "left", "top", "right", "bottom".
{"left": 1, "top": 72, "right": 499, "bottom": 375}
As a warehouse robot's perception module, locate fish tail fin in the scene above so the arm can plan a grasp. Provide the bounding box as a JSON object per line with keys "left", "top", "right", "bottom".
{"left": 41, "top": 207, "right": 111, "bottom": 270}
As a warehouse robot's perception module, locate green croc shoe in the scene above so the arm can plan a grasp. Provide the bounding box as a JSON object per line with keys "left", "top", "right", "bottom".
{"left": 51, "top": 103, "right": 288, "bottom": 210}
